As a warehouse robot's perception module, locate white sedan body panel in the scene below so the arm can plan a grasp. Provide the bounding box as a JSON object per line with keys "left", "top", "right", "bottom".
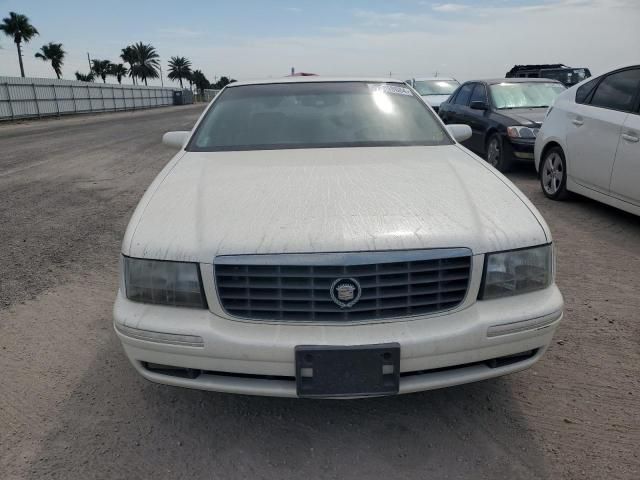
{"left": 423, "top": 94, "right": 452, "bottom": 109}
{"left": 123, "top": 145, "right": 547, "bottom": 262}
{"left": 565, "top": 102, "right": 627, "bottom": 193}
{"left": 610, "top": 113, "right": 640, "bottom": 204}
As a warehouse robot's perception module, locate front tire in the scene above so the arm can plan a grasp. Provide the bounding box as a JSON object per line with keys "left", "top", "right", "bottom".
{"left": 540, "top": 146, "right": 569, "bottom": 200}
{"left": 485, "top": 133, "right": 512, "bottom": 172}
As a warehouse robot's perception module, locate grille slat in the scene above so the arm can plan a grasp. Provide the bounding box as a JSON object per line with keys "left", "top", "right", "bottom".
{"left": 217, "top": 273, "right": 470, "bottom": 290}
{"left": 215, "top": 251, "right": 471, "bottom": 322}
{"left": 215, "top": 260, "right": 470, "bottom": 278}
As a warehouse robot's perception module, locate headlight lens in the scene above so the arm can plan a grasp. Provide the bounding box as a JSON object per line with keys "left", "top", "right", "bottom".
{"left": 123, "top": 256, "right": 207, "bottom": 308}
{"left": 507, "top": 126, "right": 539, "bottom": 139}
{"left": 480, "top": 245, "right": 553, "bottom": 300}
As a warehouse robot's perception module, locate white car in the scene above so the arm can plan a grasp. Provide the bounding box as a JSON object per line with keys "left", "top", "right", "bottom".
{"left": 405, "top": 77, "right": 460, "bottom": 112}
{"left": 535, "top": 65, "right": 640, "bottom": 215}
{"left": 114, "top": 77, "right": 563, "bottom": 398}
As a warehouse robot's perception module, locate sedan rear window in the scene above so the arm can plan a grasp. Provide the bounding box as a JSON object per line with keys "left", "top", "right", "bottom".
{"left": 188, "top": 82, "right": 452, "bottom": 151}
{"left": 490, "top": 82, "right": 566, "bottom": 109}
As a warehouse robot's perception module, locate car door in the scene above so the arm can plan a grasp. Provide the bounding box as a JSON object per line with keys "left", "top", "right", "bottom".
{"left": 465, "top": 83, "right": 490, "bottom": 152}
{"left": 440, "top": 83, "right": 473, "bottom": 125}
{"left": 609, "top": 72, "right": 640, "bottom": 204}
{"left": 566, "top": 69, "right": 638, "bottom": 193}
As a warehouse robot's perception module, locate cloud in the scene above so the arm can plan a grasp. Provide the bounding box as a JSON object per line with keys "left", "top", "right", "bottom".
{"left": 518, "top": 0, "right": 592, "bottom": 12}
{"left": 432, "top": 3, "right": 469, "bottom": 12}
{"left": 284, "top": 7, "right": 302, "bottom": 13}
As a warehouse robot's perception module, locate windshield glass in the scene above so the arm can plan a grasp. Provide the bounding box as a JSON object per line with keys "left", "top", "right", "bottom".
{"left": 188, "top": 82, "right": 452, "bottom": 151}
{"left": 541, "top": 68, "right": 591, "bottom": 86}
{"left": 489, "top": 82, "right": 566, "bottom": 109}
{"left": 413, "top": 80, "right": 460, "bottom": 96}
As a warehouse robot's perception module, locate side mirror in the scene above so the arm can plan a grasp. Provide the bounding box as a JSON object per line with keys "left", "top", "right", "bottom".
{"left": 447, "top": 124, "right": 472, "bottom": 142}
{"left": 470, "top": 101, "right": 489, "bottom": 110}
{"left": 162, "top": 131, "right": 190, "bottom": 149}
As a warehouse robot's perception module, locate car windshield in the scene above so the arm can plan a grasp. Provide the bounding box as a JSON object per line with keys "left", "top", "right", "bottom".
{"left": 188, "top": 82, "right": 452, "bottom": 151}
{"left": 413, "top": 80, "right": 459, "bottom": 96}
{"left": 490, "top": 82, "right": 566, "bottom": 109}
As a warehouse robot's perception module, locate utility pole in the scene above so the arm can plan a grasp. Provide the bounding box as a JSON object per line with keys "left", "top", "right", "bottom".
{"left": 159, "top": 62, "right": 164, "bottom": 87}
{"left": 87, "top": 52, "right": 92, "bottom": 71}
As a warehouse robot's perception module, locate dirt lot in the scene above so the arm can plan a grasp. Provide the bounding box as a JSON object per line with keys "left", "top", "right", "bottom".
{"left": 1, "top": 106, "right": 638, "bottom": 480}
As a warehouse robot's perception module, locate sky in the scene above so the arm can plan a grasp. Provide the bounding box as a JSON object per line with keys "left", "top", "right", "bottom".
{"left": 0, "top": 0, "right": 638, "bottom": 86}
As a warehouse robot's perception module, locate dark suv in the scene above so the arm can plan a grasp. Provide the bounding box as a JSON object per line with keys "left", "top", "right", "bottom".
{"left": 506, "top": 64, "right": 591, "bottom": 87}
{"left": 438, "top": 78, "right": 566, "bottom": 172}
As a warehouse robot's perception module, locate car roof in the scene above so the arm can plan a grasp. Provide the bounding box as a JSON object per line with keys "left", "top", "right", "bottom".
{"left": 468, "top": 78, "right": 564, "bottom": 85}
{"left": 227, "top": 77, "right": 407, "bottom": 87}
{"left": 411, "top": 77, "right": 457, "bottom": 82}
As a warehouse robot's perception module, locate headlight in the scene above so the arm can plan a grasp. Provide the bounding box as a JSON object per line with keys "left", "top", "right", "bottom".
{"left": 480, "top": 244, "right": 553, "bottom": 300}
{"left": 507, "top": 126, "right": 539, "bottom": 139}
{"left": 123, "top": 256, "right": 207, "bottom": 308}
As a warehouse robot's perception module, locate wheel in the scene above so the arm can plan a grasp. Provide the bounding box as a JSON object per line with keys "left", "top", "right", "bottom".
{"left": 485, "top": 133, "right": 513, "bottom": 172}
{"left": 540, "top": 146, "right": 569, "bottom": 200}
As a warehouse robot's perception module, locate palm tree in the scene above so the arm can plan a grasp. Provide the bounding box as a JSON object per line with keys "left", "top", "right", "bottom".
{"left": 91, "top": 59, "right": 113, "bottom": 83}
{"left": 110, "top": 63, "right": 128, "bottom": 84}
{"left": 75, "top": 71, "right": 95, "bottom": 82}
{"left": 191, "top": 69, "right": 210, "bottom": 95}
{"left": 120, "top": 46, "right": 137, "bottom": 84}
{"left": 0, "top": 12, "right": 39, "bottom": 77}
{"left": 167, "top": 56, "right": 192, "bottom": 88}
{"left": 34, "top": 42, "right": 65, "bottom": 79}
{"left": 129, "top": 42, "right": 159, "bottom": 86}
{"left": 185, "top": 70, "right": 194, "bottom": 91}
{"left": 212, "top": 76, "right": 236, "bottom": 89}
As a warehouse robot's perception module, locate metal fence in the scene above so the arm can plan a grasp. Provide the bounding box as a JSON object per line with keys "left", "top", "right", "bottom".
{"left": 0, "top": 76, "right": 181, "bottom": 121}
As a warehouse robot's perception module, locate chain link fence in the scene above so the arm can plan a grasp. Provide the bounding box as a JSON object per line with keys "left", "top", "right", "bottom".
{"left": 0, "top": 76, "right": 181, "bottom": 121}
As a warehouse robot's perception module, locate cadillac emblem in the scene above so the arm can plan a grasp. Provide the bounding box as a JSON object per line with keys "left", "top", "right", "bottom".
{"left": 330, "top": 278, "right": 362, "bottom": 308}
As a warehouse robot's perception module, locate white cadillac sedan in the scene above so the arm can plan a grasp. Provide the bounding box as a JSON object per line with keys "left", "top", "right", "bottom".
{"left": 114, "top": 78, "right": 563, "bottom": 398}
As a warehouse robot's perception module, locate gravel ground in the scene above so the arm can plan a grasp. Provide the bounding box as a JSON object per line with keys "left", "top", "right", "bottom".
{"left": 1, "top": 106, "right": 638, "bottom": 480}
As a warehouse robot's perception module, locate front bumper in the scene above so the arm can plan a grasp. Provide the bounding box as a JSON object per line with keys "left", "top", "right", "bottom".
{"left": 508, "top": 137, "right": 536, "bottom": 160}
{"left": 114, "top": 285, "right": 563, "bottom": 398}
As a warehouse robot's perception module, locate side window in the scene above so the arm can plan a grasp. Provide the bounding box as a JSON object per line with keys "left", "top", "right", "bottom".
{"left": 589, "top": 68, "right": 640, "bottom": 112}
{"left": 470, "top": 84, "right": 487, "bottom": 104}
{"left": 575, "top": 77, "right": 599, "bottom": 104}
{"left": 448, "top": 86, "right": 462, "bottom": 104}
{"left": 454, "top": 83, "right": 474, "bottom": 106}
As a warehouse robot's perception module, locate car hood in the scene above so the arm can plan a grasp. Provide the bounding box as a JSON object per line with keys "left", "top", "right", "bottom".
{"left": 498, "top": 108, "right": 547, "bottom": 127}
{"left": 123, "top": 145, "right": 548, "bottom": 262}
{"left": 422, "top": 95, "right": 451, "bottom": 107}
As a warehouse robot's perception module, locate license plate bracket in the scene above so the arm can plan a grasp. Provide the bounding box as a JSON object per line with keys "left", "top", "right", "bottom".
{"left": 295, "top": 343, "right": 400, "bottom": 398}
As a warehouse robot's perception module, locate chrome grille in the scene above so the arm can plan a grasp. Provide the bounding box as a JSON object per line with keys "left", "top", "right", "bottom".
{"left": 214, "top": 249, "right": 472, "bottom": 322}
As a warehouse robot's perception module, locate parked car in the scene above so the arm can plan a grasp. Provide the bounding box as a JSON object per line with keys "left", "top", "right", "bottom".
{"left": 114, "top": 77, "right": 563, "bottom": 398}
{"left": 535, "top": 65, "right": 640, "bottom": 216}
{"left": 506, "top": 64, "right": 591, "bottom": 87}
{"left": 405, "top": 77, "right": 460, "bottom": 112}
{"left": 439, "top": 78, "right": 566, "bottom": 171}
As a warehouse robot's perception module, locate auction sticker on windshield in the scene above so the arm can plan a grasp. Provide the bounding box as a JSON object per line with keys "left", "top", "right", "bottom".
{"left": 368, "top": 84, "right": 413, "bottom": 96}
